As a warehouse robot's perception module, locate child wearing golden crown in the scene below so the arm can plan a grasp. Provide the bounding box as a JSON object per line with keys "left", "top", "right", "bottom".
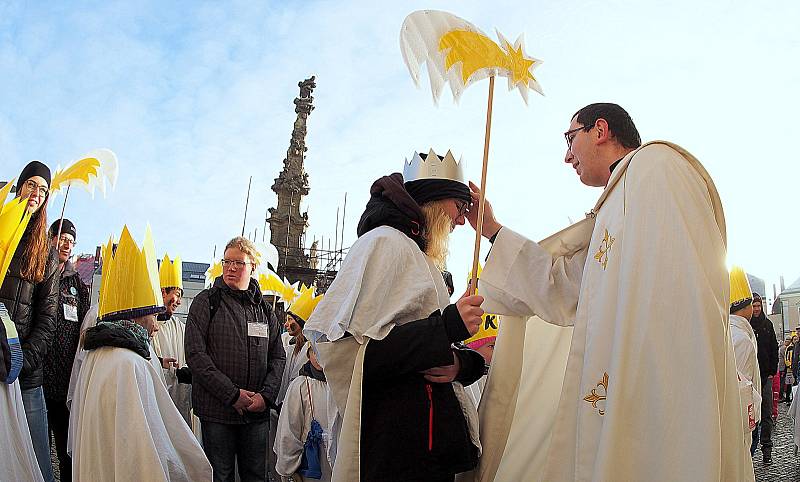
{"left": 304, "top": 149, "right": 487, "bottom": 482}
{"left": 728, "top": 267, "right": 762, "bottom": 462}
{"left": 152, "top": 254, "right": 194, "bottom": 426}
{"left": 274, "top": 289, "right": 332, "bottom": 481}
{"left": 68, "top": 226, "right": 211, "bottom": 481}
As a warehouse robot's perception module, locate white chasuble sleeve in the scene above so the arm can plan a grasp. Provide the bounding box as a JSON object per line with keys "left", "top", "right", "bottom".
{"left": 588, "top": 144, "right": 750, "bottom": 481}
{"left": 480, "top": 226, "right": 587, "bottom": 326}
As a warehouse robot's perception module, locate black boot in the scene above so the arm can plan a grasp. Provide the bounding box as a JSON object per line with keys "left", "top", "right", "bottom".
{"left": 763, "top": 450, "right": 772, "bottom": 465}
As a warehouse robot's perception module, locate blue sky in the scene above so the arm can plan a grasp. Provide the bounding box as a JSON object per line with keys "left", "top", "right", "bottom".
{"left": 2, "top": 0, "right": 799, "bottom": 302}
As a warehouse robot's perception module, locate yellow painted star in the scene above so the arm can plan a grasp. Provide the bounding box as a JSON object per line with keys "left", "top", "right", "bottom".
{"left": 594, "top": 229, "right": 615, "bottom": 270}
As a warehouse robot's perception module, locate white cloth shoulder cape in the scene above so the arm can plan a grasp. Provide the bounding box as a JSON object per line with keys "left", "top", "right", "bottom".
{"left": 274, "top": 375, "right": 334, "bottom": 481}
{"left": 152, "top": 315, "right": 193, "bottom": 425}
{"left": 66, "top": 304, "right": 165, "bottom": 410}
{"left": 69, "top": 345, "right": 212, "bottom": 482}
{"left": 471, "top": 141, "right": 753, "bottom": 482}
{"left": 0, "top": 381, "right": 44, "bottom": 481}
{"left": 304, "top": 225, "right": 479, "bottom": 481}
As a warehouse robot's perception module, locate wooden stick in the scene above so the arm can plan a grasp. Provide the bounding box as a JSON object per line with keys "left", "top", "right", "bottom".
{"left": 469, "top": 76, "right": 495, "bottom": 294}
{"left": 56, "top": 184, "right": 72, "bottom": 241}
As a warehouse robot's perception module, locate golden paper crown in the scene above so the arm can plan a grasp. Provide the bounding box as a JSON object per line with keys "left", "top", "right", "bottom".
{"left": 258, "top": 270, "right": 284, "bottom": 296}
{"left": 205, "top": 259, "right": 223, "bottom": 288}
{"left": 287, "top": 286, "right": 323, "bottom": 322}
{"left": 463, "top": 263, "right": 499, "bottom": 346}
{"left": 729, "top": 265, "right": 753, "bottom": 311}
{"left": 0, "top": 180, "right": 32, "bottom": 289}
{"left": 99, "top": 225, "right": 164, "bottom": 321}
{"left": 464, "top": 313, "right": 500, "bottom": 346}
{"left": 159, "top": 254, "right": 183, "bottom": 289}
{"left": 403, "top": 148, "right": 466, "bottom": 184}
{"left": 280, "top": 279, "right": 300, "bottom": 304}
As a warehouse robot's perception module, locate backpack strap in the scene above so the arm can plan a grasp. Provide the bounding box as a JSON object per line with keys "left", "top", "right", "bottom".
{"left": 208, "top": 287, "right": 222, "bottom": 322}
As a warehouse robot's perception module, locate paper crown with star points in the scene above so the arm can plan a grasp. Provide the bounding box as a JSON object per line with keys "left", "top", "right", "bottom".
{"left": 99, "top": 225, "right": 165, "bottom": 321}
{"left": 729, "top": 265, "right": 753, "bottom": 313}
{"left": 159, "top": 254, "right": 183, "bottom": 290}
{"left": 287, "top": 285, "right": 323, "bottom": 323}
{"left": 403, "top": 148, "right": 466, "bottom": 184}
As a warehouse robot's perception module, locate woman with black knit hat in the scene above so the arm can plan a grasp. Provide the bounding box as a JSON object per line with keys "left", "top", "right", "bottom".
{"left": 304, "top": 149, "right": 486, "bottom": 482}
{"left": 0, "top": 161, "right": 59, "bottom": 482}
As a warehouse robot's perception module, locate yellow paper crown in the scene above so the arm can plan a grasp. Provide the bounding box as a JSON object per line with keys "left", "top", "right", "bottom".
{"left": 99, "top": 225, "right": 164, "bottom": 321}
{"left": 159, "top": 254, "right": 183, "bottom": 289}
{"left": 287, "top": 285, "right": 323, "bottom": 322}
{"left": 464, "top": 313, "right": 500, "bottom": 346}
{"left": 463, "top": 263, "right": 499, "bottom": 345}
{"left": 205, "top": 259, "right": 222, "bottom": 288}
{"left": 729, "top": 265, "right": 753, "bottom": 310}
{"left": 259, "top": 270, "right": 284, "bottom": 296}
{"left": 0, "top": 180, "right": 32, "bottom": 289}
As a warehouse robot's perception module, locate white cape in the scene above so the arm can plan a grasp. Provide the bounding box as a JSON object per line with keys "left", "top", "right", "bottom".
{"left": 0, "top": 381, "right": 44, "bottom": 482}
{"left": 152, "top": 315, "right": 193, "bottom": 425}
{"left": 69, "top": 345, "right": 212, "bottom": 482}
{"left": 473, "top": 142, "right": 752, "bottom": 482}
{"left": 67, "top": 304, "right": 165, "bottom": 410}
{"left": 274, "top": 375, "right": 334, "bottom": 481}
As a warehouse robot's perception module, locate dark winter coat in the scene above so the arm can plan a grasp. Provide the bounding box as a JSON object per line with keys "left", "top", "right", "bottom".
{"left": 361, "top": 308, "right": 484, "bottom": 482}
{"left": 749, "top": 312, "right": 778, "bottom": 382}
{"left": 0, "top": 225, "right": 59, "bottom": 390}
{"left": 185, "top": 276, "right": 285, "bottom": 424}
{"left": 43, "top": 261, "right": 90, "bottom": 402}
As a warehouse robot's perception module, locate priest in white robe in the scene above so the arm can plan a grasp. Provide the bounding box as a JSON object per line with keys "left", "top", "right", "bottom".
{"left": 469, "top": 103, "right": 752, "bottom": 481}
{"left": 69, "top": 226, "right": 211, "bottom": 482}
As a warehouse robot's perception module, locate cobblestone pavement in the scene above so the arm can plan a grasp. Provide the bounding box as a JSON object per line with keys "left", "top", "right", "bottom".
{"left": 754, "top": 401, "right": 799, "bottom": 481}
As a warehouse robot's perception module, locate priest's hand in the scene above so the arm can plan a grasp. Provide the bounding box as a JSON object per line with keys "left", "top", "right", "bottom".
{"left": 233, "top": 389, "right": 256, "bottom": 415}
{"left": 422, "top": 352, "right": 461, "bottom": 383}
{"left": 161, "top": 357, "right": 177, "bottom": 369}
{"left": 245, "top": 393, "right": 267, "bottom": 413}
{"left": 467, "top": 181, "right": 502, "bottom": 239}
{"left": 457, "top": 288, "right": 484, "bottom": 336}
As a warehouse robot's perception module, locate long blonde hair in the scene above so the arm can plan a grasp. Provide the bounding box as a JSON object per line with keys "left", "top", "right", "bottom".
{"left": 420, "top": 200, "right": 452, "bottom": 271}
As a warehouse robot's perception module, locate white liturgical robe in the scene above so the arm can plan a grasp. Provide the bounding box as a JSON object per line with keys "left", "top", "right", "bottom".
{"left": 152, "top": 315, "right": 193, "bottom": 424}
{"left": 0, "top": 381, "right": 44, "bottom": 481}
{"left": 473, "top": 142, "right": 753, "bottom": 482}
{"left": 69, "top": 345, "right": 212, "bottom": 481}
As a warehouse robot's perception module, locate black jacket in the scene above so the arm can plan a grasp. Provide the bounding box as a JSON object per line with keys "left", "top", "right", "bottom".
{"left": 361, "top": 306, "right": 484, "bottom": 482}
{"left": 0, "top": 225, "right": 59, "bottom": 390}
{"left": 749, "top": 313, "right": 778, "bottom": 382}
{"left": 43, "top": 262, "right": 90, "bottom": 402}
{"left": 185, "top": 277, "right": 285, "bottom": 424}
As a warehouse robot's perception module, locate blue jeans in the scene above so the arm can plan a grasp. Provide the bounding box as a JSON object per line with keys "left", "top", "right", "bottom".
{"left": 22, "top": 386, "right": 55, "bottom": 482}
{"left": 202, "top": 420, "right": 268, "bottom": 482}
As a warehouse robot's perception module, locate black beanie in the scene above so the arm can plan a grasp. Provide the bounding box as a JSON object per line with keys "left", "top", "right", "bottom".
{"left": 404, "top": 178, "right": 471, "bottom": 206}
{"left": 16, "top": 161, "right": 51, "bottom": 190}
{"left": 49, "top": 218, "right": 76, "bottom": 240}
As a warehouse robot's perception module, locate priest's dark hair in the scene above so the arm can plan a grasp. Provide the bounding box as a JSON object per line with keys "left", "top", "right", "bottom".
{"left": 573, "top": 103, "right": 641, "bottom": 149}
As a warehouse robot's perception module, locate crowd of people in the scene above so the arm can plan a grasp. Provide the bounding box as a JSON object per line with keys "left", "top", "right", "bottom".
{"left": 0, "top": 102, "right": 787, "bottom": 481}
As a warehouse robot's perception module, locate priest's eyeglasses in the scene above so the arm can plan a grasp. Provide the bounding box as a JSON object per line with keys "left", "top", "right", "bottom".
{"left": 221, "top": 259, "right": 250, "bottom": 270}
{"left": 564, "top": 124, "right": 594, "bottom": 151}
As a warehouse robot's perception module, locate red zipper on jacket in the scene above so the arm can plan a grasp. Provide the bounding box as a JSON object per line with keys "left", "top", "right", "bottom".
{"left": 425, "top": 383, "right": 433, "bottom": 451}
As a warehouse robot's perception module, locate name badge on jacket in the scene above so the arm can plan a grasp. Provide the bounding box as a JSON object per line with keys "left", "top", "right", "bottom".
{"left": 248, "top": 321, "right": 269, "bottom": 338}
{"left": 64, "top": 304, "right": 79, "bottom": 322}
